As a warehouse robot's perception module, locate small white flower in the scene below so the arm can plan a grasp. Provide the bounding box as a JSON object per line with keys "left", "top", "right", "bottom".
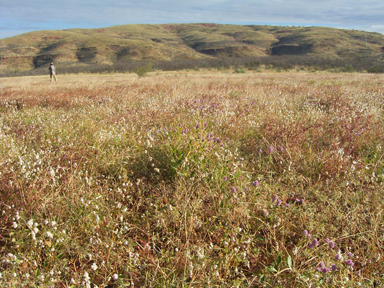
{"left": 26, "top": 219, "right": 34, "bottom": 229}
{"left": 33, "top": 227, "right": 39, "bottom": 234}
{"left": 12, "top": 222, "right": 18, "bottom": 229}
{"left": 91, "top": 262, "right": 98, "bottom": 271}
{"left": 83, "top": 271, "right": 90, "bottom": 281}
{"left": 95, "top": 214, "right": 100, "bottom": 225}
{"left": 45, "top": 231, "right": 53, "bottom": 239}
{"left": 112, "top": 274, "right": 118, "bottom": 280}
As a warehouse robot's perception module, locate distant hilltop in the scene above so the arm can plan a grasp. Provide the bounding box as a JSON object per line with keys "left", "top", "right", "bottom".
{"left": 1, "top": 24, "right": 384, "bottom": 73}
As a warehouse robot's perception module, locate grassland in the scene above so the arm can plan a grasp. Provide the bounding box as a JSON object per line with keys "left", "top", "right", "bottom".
{"left": 0, "top": 71, "right": 384, "bottom": 287}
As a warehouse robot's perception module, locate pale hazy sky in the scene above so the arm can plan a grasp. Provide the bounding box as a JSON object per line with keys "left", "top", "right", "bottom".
{"left": 1, "top": 0, "right": 384, "bottom": 39}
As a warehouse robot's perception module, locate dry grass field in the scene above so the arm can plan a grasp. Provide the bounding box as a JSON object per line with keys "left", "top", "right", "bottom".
{"left": 0, "top": 71, "right": 384, "bottom": 287}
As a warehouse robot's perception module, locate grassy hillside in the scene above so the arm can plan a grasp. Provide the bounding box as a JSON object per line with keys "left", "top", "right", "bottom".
{"left": 1, "top": 24, "right": 384, "bottom": 73}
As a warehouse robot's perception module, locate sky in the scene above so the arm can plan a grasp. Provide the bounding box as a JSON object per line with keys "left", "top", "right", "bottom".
{"left": 1, "top": 0, "right": 384, "bottom": 39}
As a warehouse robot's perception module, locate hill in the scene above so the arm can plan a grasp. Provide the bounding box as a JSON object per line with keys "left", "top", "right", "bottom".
{"left": 1, "top": 24, "right": 384, "bottom": 73}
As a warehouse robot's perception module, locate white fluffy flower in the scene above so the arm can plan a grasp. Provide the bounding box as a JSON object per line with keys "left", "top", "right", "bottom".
{"left": 91, "top": 262, "right": 98, "bottom": 271}
{"left": 45, "top": 231, "right": 53, "bottom": 239}
{"left": 26, "top": 219, "right": 34, "bottom": 229}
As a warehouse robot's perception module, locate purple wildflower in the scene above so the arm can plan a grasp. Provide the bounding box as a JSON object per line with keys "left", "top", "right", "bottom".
{"left": 262, "top": 209, "right": 269, "bottom": 217}
{"left": 276, "top": 199, "right": 282, "bottom": 206}
{"left": 345, "top": 259, "right": 354, "bottom": 267}
{"left": 231, "top": 187, "right": 237, "bottom": 193}
{"left": 268, "top": 146, "right": 274, "bottom": 154}
{"left": 303, "top": 230, "right": 309, "bottom": 236}
{"left": 308, "top": 238, "right": 319, "bottom": 248}
{"left": 258, "top": 149, "right": 263, "bottom": 154}
{"left": 347, "top": 252, "right": 354, "bottom": 258}
{"left": 325, "top": 238, "right": 330, "bottom": 243}
{"left": 329, "top": 242, "right": 335, "bottom": 249}
{"left": 318, "top": 261, "right": 326, "bottom": 268}
{"left": 279, "top": 147, "right": 284, "bottom": 152}
{"left": 295, "top": 198, "right": 305, "bottom": 204}
{"left": 205, "top": 123, "right": 208, "bottom": 128}
{"left": 331, "top": 264, "right": 337, "bottom": 271}
{"left": 252, "top": 180, "right": 260, "bottom": 187}
{"left": 284, "top": 203, "right": 290, "bottom": 207}
{"left": 196, "top": 124, "right": 200, "bottom": 129}
{"left": 322, "top": 267, "right": 331, "bottom": 274}
{"left": 223, "top": 176, "right": 227, "bottom": 181}
{"left": 272, "top": 195, "right": 279, "bottom": 203}
{"left": 244, "top": 187, "right": 249, "bottom": 192}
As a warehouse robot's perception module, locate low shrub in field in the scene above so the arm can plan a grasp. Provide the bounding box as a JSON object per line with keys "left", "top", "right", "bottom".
{"left": 0, "top": 73, "right": 383, "bottom": 287}
{"left": 134, "top": 63, "right": 152, "bottom": 78}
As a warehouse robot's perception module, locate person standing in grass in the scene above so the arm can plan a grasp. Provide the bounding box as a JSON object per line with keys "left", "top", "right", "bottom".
{"left": 49, "top": 62, "right": 57, "bottom": 82}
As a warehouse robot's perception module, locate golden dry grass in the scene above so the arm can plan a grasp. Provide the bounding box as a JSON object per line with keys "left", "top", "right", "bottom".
{"left": 0, "top": 71, "right": 384, "bottom": 287}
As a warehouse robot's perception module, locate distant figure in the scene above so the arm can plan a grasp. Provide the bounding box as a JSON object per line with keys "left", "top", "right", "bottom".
{"left": 49, "top": 62, "right": 57, "bottom": 82}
